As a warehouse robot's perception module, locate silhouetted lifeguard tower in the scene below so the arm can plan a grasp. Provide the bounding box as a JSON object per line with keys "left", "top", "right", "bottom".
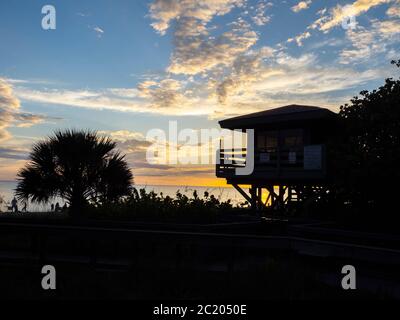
{"left": 216, "top": 105, "right": 338, "bottom": 211}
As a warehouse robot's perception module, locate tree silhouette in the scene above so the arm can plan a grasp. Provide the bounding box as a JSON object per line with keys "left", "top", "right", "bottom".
{"left": 335, "top": 60, "right": 400, "bottom": 217}
{"left": 16, "top": 130, "right": 133, "bottom": 218}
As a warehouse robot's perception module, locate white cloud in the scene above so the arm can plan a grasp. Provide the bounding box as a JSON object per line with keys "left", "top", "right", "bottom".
{"left": 93, "top": 26, "right": 104, "bottom": 38}
{"left": 0, "top": 79, "right": 48, "bottom": 141}
{"left": 319, "top": 0, "right": 393, "bottom": 32}
{"left": 291, "top": 1, "right": 312, "bottom": 13}
{"left": 149, "top": 0, "right": 245, "bottom": 35}
{"left": 288, "top": 0, "right": 396, "bottom": 46}
{"left": 339, "top": 19, "right": 400, "bottom": 64}
{"left": 149, "top": 0, "right": 258, "bottom": 76}
{"left": 387, "top": 1, "right": 400, "bottom": 16}
{"left": 377, "top": 18, "right": 400, "bottom": 35}
{"left": 168, "top": 19, "right": 258, "bottom": 75}
{"left": 13, "top": 44, "right": 393, "bottom": 122}
{"left": 99, "top": 130, "right": 145, "bottom": 142}
{"left": 251, "top": 1, "right": 273, "bottom": 26}
{"left": 15, "top": 87, "right": 147, "bottom": 113}
{"left": 287, "top": 31, "right": 311, "bottom": 46}
{"left": 0, "top": 79, "right": 20, "bottom": 140}
{"left": 14, "top": 83, "right": 218, "bottom": 117}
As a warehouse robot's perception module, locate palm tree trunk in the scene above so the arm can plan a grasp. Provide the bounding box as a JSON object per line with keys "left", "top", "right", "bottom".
{"left": 70, "top": 190, "right": 86, "bottom": 219}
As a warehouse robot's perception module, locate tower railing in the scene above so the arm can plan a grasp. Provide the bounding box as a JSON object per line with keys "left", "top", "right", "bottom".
{"left": 216, "top": 146, "right": 318, "bottom": 177}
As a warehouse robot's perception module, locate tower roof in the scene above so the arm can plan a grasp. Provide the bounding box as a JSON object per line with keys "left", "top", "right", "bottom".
{"left": 219, "top": 104, "right": 337, "bottom": 129}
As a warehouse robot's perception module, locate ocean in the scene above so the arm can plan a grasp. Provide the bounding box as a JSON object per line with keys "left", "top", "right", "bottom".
{"left": 0, "top": 180, "right": 246, "bottom": 212}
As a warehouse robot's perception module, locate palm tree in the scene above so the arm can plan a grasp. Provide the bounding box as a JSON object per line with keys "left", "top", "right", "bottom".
{"left": 15, "top": 129, "right": 133, "bottom": 218}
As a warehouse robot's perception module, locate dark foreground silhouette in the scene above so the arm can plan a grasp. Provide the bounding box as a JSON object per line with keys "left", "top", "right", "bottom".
{"left": 16, "top": 130, "right": 133, "bottom": 219}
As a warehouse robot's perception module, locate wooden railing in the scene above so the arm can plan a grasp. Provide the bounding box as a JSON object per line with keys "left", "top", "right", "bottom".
{"left": 216, "top": 148, "right": 308, "bottom": 176}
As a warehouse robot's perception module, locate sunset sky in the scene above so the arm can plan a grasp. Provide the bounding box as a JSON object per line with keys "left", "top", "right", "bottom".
{"left": 1, "top": 0, "right": 399, "bottom": 187}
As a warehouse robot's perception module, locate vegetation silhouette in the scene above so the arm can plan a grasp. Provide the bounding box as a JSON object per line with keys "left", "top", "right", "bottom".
{"left": 15, "top": 129, "right": 133, "bottom": 218}
{"left": 310, "top": 60, "right": 400, "bottom": 228}
{"left": 88, "top": 189, "right": 246, "bottom": 223}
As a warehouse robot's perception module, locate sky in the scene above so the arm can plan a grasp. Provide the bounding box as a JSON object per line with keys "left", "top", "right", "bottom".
{"left": 0, "top": 0, "right": 399, "bottom": 187}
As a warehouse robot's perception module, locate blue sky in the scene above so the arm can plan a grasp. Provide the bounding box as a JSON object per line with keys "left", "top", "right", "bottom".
{"left": 0, "top": 0, "right": 399, "bottom": 186}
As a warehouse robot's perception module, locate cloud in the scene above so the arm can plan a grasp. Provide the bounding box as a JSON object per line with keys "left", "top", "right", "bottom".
{"left": 288, "top": 0, "right": 395, "bottom": 47}
{"left": 377, "top": 18, "right": 400, "bottom": 34}
{"left": 77, "top": 12, "right": 90, "bottom": 17}
{"left": 287, "top": 31, "right": 311, "bottom": 46}
{"left": 99, "top": 130, "right": 163, "bottom": 171}
{"left": 15, "top": 87, "right": 147, "bottom": 113}
{"left": 387, "top": 1, "right": 400, "bottom": 16}
{"left": 149, "top": 0, "right": 245, "bottom": 35}
{"left": 14, "top": 114, "right": 48, "bottom": 128}
{"left": 251, "top": 1, "right": 273, "bottom": 26}
{"left": 0, "top": 147, "right": 28, "bottom": 160}
{"left": 243, "top": 63, "right": 377, "bottom": 96}
{"left": 339, "top": 19, "right": 400, "bottom": 64}
{"left": 15, "top": 83, "right": 220, "bottom": 117}
{"left": 0, "top": 79, "right": 20, "bottom": 141}
{"left": 99, "top": 130, "right": 145, "bottom": 142}
{"left": 93, "top": 26, "right": 104, "bottom": 34}
{"left": 167, "top": 18, "right": 258, "bottom": 75}
{"left": 0, "top": 78, "right": 60, "bottom": 140}
{"left": 251, "top": 63, "right": 384, "bottom": 95}
{"left": 205, "top": 48, "right": 391, "bottom": 117}
{"left": 291, "top": 1, "right": 312, "bottom": 13}
{"left": 210, "top": 46, "right": 276, "bottom": 103}
{"left": 13, "top": 48, "right": 391, "bottom": 121}
{"left": 319, "top": 0, "right": 392, "bottom": 32}
{"left": 137, "top": 78, "right": 186, "bottom": 107}
{"left": 147, "top": 0, "right": 370, "bottom": 114}
{"left": 91, "top": 26, "right": 104, "bottom": 38}
{"left": 149, "top": 0, "right": 258, "bottom": 76}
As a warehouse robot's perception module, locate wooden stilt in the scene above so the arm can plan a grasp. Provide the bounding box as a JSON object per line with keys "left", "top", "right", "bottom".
{"left": 232, "top": 184, "right": 252, "bottom": 203}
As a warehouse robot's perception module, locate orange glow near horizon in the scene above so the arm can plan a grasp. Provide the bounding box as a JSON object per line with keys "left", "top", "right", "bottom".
{"left": 0, "top": 161, "right": 232, "bottom": 189}
{"left": 134, "top": 175, "right": 233, "bottom": 188}
{"left": 0, "top": 171, "right": 233, "bottom": 189}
